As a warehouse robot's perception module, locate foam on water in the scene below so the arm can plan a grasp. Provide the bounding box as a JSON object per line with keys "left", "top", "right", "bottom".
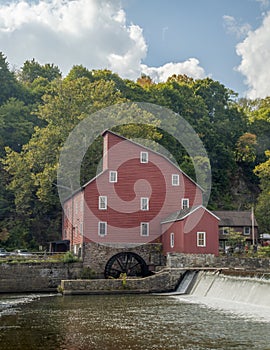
{"left": 0, "top": 294, "right": 55, "bottom": 316}
{"left": 174, "top": 271, "right": 270, "bottom": 322}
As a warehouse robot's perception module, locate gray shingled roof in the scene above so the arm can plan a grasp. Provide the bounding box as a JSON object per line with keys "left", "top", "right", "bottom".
{"left": 161, "top": 206, "right": 199, "bottom": 223}
{"left": 212, "top": 211, "right": 258, "bottom": 227}
{"left": 161, "top": 205, "right": 219, "bottom": 224}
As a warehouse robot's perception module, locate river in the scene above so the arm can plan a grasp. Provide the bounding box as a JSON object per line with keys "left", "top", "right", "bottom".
{"left": 0, "top": 292, "right": 270, "bottom": 350}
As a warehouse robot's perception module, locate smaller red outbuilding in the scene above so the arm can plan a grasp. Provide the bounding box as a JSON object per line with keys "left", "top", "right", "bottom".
{"left": 161, "top": 205, "right": 220, "bottom": 256}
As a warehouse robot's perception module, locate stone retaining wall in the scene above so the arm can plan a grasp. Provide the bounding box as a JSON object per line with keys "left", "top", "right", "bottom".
{"left": 61, "top": 269, "right": 184, "bottom": 295}
{"left": 2, "top": 252, "right": 270, "bottom": 294}
{"left": 167, "top": 253, "right": 270, "bottom": 270}
{"left": 0, "top": 262, "right": 82, "bottom": 293}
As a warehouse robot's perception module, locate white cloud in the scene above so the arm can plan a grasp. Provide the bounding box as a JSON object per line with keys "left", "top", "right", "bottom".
{"left": 141, "top": 59, "right": 206, "bottom": 83}
{"left": 0, "top": 0, "right": 207, "bottom": 82}
{"left": 236, "top": 11, "right": 270, "bottom": 98}
{"left": 108, "top": 24, "right": 148, "bottom": 79}
{"left": 223, "top": 15, "right": 252, "bottom": 39}
{"left": 0, "top": 0, "right": 133, "bottom": 74}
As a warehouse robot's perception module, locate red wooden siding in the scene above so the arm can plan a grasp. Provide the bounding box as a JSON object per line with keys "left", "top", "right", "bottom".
{"left": 102, "top": 130, "right": 124, "bottom": 170}
{"left": 62, "top": 130, "right": 220, "bottom": 254}
{"left": 80, "top": 131, "right": 203, "bottom": 245}
{"left": 162, "top": 220, "right": 185, "bottom": 253}
{"left": 63, "top": 190, "right": 84, "bottom": 249}
{"left": 162, "top": 207, "right": 219, "bottom": 256}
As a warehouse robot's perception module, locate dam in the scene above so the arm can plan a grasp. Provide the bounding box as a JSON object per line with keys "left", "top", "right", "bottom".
{"left": 176, "top": 270, "right": 270, "bottom": 321}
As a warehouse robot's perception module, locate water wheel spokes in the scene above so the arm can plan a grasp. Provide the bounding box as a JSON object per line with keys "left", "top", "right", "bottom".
{"left": 104, "top": 252, "right": 148, "bottom": 279}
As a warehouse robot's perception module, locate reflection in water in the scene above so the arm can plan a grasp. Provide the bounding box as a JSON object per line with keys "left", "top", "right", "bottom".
{"left": 0, "top": 293, "right": 270, "bottom": 350}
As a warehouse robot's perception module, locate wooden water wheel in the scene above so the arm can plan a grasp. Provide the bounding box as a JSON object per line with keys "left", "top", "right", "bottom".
{"left": 104, "top": 252, "right": 149, "bottom": 279}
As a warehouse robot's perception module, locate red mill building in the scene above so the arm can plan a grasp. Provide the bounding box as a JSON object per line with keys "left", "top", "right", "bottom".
{"left": 62, "top": 130, "right": 219, "bottom": 277}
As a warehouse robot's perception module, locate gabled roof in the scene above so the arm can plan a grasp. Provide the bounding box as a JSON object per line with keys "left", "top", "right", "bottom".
{"left": 102, "top": 129, "right": 204, "bottom": 192}
{"left": 63, "top": 170, "right": 108, "bottom": 203}
{"left": 62, "top": 187, "right": 83, "bottom": 203}
{"left": 64, "top": 129, "right": 206, "bottom": 203}
{"left": 161, "top": 205, "right": 220, "bottom": 224}
{"left": 82, "top": 169, "right": 108, "bottom": 189}
{"left": 212, "top": 210, "right": 258, "bottom": 227}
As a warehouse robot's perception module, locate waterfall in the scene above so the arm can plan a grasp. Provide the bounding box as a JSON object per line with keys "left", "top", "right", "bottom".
{"left": 190, "top": 271, "right": 270, "bottom": 307}
{"left": 174, "top": 271, "right": 270, "bottom": 321}
{"left": 176, "top": 270, "right": 198, "bottom": 294}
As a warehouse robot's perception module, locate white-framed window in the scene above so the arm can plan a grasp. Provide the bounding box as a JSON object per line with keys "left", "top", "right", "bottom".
{"left": 99, "top": 196, "right": 107, "bottom": 210}
{"left": 109, "top": 170, "right": 118, "bottom": 183}
{"left": 141, "top": 222, "right": 149, "bottom": 236}
{"left": 98, "top": 222, "right": 107, "bottom": 236}
{"left": 197, "top": 232, "right": 206, "bottom": 247}
{"left": 222, "top": 227, "right": 229, "bottom": 235}
{"left": 170, "top": 232, "right": 175, "bottom": 248}
{"left": 172, "top": 174, "right": 179, "bottom": 186}
{"left": 140, "top": 151, "right": 148, "bottom": 163}
{"left": 182, "top": 198, "right": 189, "bottom": 209}
{"left": 141, "top": 197, "right": 149, "bottom": 211}
{"left": 244, "top": 227, "right": 251, "bottom": 235}
{"left": 75, "top": 201, "right": 78, "bottom": 214}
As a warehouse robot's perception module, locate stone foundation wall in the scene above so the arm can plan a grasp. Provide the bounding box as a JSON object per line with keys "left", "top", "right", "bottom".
{"left": 61, "top": 268, "right": 184, "bottom": 295}
{"left": 82, "top": 242, "right": 166, "bottom": 276}
{"left": 0, "top": 262, "right": 82, "bottom": 293}
{"left": 3, "top": 252, "right": 270, "bottom": 294}
{"left": 167, "top": 253, "right": 270, "bottom": 270}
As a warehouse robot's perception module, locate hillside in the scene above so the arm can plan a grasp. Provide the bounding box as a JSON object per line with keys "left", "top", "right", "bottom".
{"left": 0, "top": 53, "right": 269, "bottom": 249}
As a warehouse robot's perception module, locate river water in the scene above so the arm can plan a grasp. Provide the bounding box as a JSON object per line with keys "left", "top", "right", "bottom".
{"left": 0, "top": 292, "right": 270, "bottom": 350}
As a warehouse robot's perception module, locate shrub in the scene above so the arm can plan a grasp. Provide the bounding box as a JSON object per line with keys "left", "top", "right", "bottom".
{"left": 257, "top": 246, "right": 270, "bottom": 258}
{"left": 61, "top": 251, "right": 78, "bottom": 263}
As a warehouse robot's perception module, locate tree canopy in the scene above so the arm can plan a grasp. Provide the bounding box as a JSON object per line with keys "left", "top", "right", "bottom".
{"left": 0, "top": 52, "right": 270, "bottom": 249}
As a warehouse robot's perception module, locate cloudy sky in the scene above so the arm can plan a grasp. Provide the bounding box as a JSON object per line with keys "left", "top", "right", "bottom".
{"left": 0, "top": 0, "right": 270, "bottom": 98}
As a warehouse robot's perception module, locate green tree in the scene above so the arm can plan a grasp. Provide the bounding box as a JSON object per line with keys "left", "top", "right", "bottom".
{"left": 227, "top": 228, "right": 247, "bottom": 252}
{"left": 19, "top": 59, "right": 61, "bottom": 83}
{"left": 0, "top": 98, "right": 39, "bottom": 244}
{"left": 241, "top": 97, "right": 270, "bottom": 162}
{"left": 0, "top": 98, "right": 36, "bottom": 155}
{"left": 1, "top": 64, "right": 266, "bottom": 249}
{"left": 65, "top": 65, "right": 94, "bottom": 82}
{"left": 235, "top": 133, "right": 257, "bottom": 163}
{"left": 2, "top": 73, "right": 129, "bottom": 247}
{"left": 254, "top": 150, "right": 270, "bottom": 233}
{"left": 0, "top": 52, "right": 21, "bottom": 104}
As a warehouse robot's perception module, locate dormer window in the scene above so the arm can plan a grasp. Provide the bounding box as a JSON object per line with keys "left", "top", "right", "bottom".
{"left": 140, "top": 151, "right": 148, "bottom": 163}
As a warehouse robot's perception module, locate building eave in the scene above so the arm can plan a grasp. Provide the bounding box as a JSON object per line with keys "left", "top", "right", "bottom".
{"left": 161, "top": 205, "right": 220, "bottom": 224}
{"left": 102, "top": 129, "right": 205, "bottom": 192}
